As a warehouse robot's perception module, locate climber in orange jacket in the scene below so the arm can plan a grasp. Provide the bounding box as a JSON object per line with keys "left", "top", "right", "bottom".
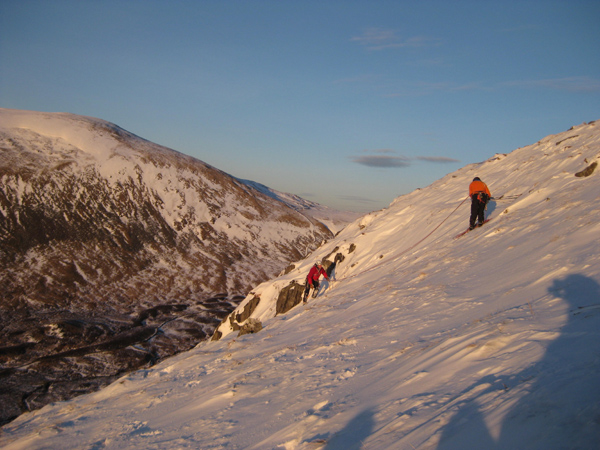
{"left": 468, "top": 177, "right": 491, "bottom": 230}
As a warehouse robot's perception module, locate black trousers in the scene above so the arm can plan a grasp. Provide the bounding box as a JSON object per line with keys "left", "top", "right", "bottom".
{"left": 470, "top": 198, "right": 486, "bottom": 227}
{"left": 303, "top": 279, "right": 319, "bottom": 300}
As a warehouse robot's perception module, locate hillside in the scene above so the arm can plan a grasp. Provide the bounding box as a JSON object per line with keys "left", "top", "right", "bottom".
{"left": 0, "top": 108, "right": 355, "bottom": 425}
{"left": 236, "top": 178, "right": 360, "bottom": 236}
{"left": 1, "top": 120, "right": 599, "bottom": 449}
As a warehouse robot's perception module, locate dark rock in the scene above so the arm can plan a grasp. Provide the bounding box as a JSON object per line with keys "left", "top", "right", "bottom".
{"left": 276, "top": 281, "right": 305, "bottom": 315}
{"left": 238, "top": 318, "right": 262, "bottom": 336}
{"left": 210, "top": 330, "right": 222, "bottom": 341}
{"left": 283, "top": 264, "right": 296, "bottom": 275}
{"left": 575, "top": 161, "right": 597, "bottom": 178}
{"left": 236, "top": 296, "right": 261, "bottom": 323}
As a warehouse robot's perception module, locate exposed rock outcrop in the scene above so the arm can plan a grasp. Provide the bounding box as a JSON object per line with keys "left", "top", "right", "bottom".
{"left": 276, "top": 281, "right": 306, "bottom": 315}
{"left": 575, "top": 161, "right": 597, "bottom": 177}
{"left": 238, "top": 318, "right": 263, "bottom": 336}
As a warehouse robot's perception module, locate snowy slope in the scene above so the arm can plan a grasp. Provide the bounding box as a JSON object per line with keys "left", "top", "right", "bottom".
{"left": 1, "top": 120, "right": 599, "bottom": 449}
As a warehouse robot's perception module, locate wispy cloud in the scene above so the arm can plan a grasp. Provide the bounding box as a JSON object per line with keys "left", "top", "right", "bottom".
{"left": 350, "top": 150, "right": 459, "bottom": 168}
{"left": 500, "top": 24, "right": 542, "bottom": 33}
{"left": 502, "top": 76, "right": 600, "bottom": 93}
{"left": 351, "top": 28, "right": 441, "bottom": 51}
{"left": 384, "top": 81, "right": 489, "bottom": 97}
{"left": 333, "top": 74, "right": 382, "bottom": 85}
{"left": 381, "top": 76, "right": 600, "bottom": 97}
{"left": 407, "top": 57, "right": 447, "bottom": 67}
{"left": 338, "top": 195, "right": 378, "bottom": 205}
{"left": 350, "top": 150, "right": 410, "bottom": 168}
{"left": 416, "top": 156, "right": 460, "bottom": 163}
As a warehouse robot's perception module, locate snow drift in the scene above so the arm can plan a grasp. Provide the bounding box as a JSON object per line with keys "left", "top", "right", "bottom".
{"left": 1, "top": 119, "right": 599, "bottom": 449}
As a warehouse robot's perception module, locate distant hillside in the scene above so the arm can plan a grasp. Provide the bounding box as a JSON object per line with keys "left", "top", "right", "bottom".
{"left": 0, "top": 108, "right": 355, "bottom": 425}
{"left": 236, "top": 178, "right": 360, "bottom": 235}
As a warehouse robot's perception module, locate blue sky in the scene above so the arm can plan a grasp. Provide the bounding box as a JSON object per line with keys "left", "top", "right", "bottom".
{"left": 1, "top": 0, "right": 599, "bottom": 212}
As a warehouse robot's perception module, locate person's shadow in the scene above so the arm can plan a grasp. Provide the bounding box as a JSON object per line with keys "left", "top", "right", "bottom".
{"left": 485, "top": 199, "right": 497, "bottom": 217}
{"left": 321, "top": 409, "right": 375, "bottom": 450}
{"left": 317, "top": 278, "right": 331, "bottom": 297}
{"left": 315, "top": 260, "right": 338, "bottom": 297}
{"left": 437, "top": 274, "right": 600, "bottom": 449}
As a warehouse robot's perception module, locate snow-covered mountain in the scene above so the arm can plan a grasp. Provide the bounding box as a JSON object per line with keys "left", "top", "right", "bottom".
{"left": 1, "top": 119, "right": 599, "bottom": 449}
{"left": 236, "top": 178, "right": 360, "bottom": 236}
{"left": 0, "top": 108, "right": 355, "bottom": 425}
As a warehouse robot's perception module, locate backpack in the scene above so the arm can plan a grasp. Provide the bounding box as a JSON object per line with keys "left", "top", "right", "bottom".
{"left": 477, "top": 192, "right": 489, "bottom": 203}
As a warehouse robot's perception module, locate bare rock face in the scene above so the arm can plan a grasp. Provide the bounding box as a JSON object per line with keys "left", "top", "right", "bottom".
{"left": 275, "top": 281, "right": 306, "bottom": 315}
{"left": 0, "top": 109, "right": 337, "bottom": 425}
{"left": 238, "top": 318, "right": 263, "bottom": 336}
{"left": 575, "top": 161, "right": 597, "bottom": 177}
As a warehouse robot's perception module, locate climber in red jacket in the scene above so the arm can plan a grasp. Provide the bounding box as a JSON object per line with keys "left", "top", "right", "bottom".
{"left": 303, "top": 263, "right": 329, "bottom": 302}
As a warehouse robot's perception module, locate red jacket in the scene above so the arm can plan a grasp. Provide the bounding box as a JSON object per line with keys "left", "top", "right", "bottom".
{"left": 307, "top": 265, "right": 328, "bottom": 283}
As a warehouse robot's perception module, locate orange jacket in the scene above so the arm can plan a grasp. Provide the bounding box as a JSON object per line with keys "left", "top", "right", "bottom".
{"left": 469, "top": 180, "right": 491, "bottom": 198}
